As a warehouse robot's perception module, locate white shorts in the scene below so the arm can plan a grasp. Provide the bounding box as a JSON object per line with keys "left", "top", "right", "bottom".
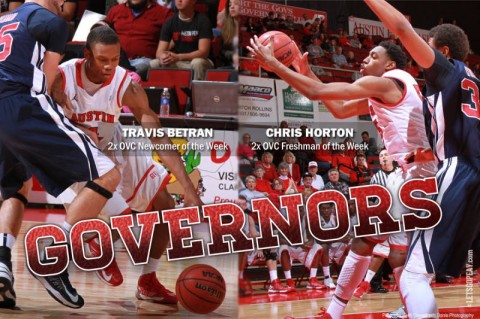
{"left": 279, "top": 244, "right": 322, "bottom": 269}
{"left": 63, "top": 124, "right": 170, "bottom": 215}
{"left": 373, "top": 240, "right": 390, "bottom": 258}
{"left": 328, "top": 242, "right": 349, "bottom": 265}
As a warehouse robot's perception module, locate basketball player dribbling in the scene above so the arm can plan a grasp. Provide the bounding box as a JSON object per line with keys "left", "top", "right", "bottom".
{"left": 52, "top": 25, "right": 203, "bottom": 304}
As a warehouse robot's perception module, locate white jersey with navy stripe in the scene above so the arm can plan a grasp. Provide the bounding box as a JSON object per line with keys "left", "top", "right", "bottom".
{"left": 59, "top": 59, "right": 131, "bottom": 150}
{"left": 368, "top": 69, "right": 431, "bottom": 167}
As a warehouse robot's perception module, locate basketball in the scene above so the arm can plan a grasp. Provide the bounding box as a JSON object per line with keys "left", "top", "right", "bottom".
{"left": 176, "top": 264, "right": 226, "bottom": 314}
{"left": 258, "top": 31, "right": 298, "bottom": 70}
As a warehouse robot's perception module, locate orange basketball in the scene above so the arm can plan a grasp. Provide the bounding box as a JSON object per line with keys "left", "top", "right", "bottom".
{"left": 258, "top": 31, "right": 298, "bottom": 70}
{"left": 175, "top": 264, "right": 226, "bottom": 314}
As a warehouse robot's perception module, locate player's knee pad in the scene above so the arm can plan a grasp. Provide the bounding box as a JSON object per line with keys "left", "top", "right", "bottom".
{"left": 4, "top": 192, "right": 28, "bottom": 205}
{"left": 264, "top": 251, "right": 277, "bottom": 261}
{"left": 85, "top": 181, "right": 113, "bottom": 199}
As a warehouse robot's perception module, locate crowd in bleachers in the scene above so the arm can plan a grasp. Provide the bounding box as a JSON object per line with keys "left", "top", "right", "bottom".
{"left": 237, "top": 124, "right": 390, "bottom": 295}
{"left": 239, "top": 11, "right": 480, "bottom": 81}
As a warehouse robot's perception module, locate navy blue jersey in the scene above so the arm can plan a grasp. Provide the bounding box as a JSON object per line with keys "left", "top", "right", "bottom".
{"left": 0, "top": 3, "right": 67, "bottom": 97}
{"left": 423, "top": 49, "right": 480, "bottom": 169}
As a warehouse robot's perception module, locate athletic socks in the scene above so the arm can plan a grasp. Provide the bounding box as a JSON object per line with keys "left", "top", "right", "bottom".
{"left": 364, "top": 269, "right": 376, "bottom": 283}
{"left": 142, "top": 257, "right": 161, "bottom": 275}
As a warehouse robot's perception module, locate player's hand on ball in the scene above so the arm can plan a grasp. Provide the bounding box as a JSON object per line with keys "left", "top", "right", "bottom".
{"left": 247, "top": 35, "right": 277, "bottom": 70}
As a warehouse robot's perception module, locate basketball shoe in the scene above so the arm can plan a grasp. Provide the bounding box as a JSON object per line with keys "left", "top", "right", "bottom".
{"left": 268, "top": 279, "right": 294, "bottom": 293}
{"left": 353, "top": 280, "right": 370, "bottom": 299}
{"left": 385, "top": 305, "right": 407, "bottom": 319}
{"left": 286, "top": 278, "right": 296, "bottom": 291}
{"left": 324, "top": 277, "right": 336, "bottom": 289}
{"left": 306, "top": 277, "right": 326, "bottom": 290}
{"left": 31, "top": 267, "right": 84, "bottom": 308}
{"left": 136, "top": 272, "right": 178, "bottom": 304}
{"left": 85, "top": 236, "right": 123, "bottom": 286}
{"left": 0, "top": 260, "right": 15, "bottom": 308}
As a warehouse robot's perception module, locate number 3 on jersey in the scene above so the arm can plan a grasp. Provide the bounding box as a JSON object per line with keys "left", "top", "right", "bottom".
{"left": 0, "top": 22, "right": 19, "bottom": 62}
{"left": 461, "top": 78, "right": 480, "bottom": 120}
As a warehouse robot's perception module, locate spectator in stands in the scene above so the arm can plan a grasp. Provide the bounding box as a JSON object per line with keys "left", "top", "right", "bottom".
{"left": 332, "top": 144, "right": 354, "bottom": 182}
{"left": 344, "top": 137, "right": 356, "bottom": 159}
{"left": 332, "top": 46, "right": 348, "bottom": 68}
{"left": 106, "top": 0, "right": 173, "bottom": 80}
{"left": 301, "top": 161, "right": 325, "bottom": 190}
{"left": 324, "top": 167, "right": 349, "bottom": 198}
{"left": 330, "top": 38, "right": 340, "bottom": 54}
{"left": 285, "top": 15, "right": 295, "bottom": 31}
{"left": 299, "top": 13, "right": 312, "bottom": 26}
{"left": 283, "top": 151, "right": 301, "bottom": 184}
{"left": 474, "top": 64, "right": 480, "bottom": 78}
{"left": 349, "top": 33, "right": 362, "bottom": 49}
{"left": 346, "top": 50, "right": 360, "bottom": 68}
{"left": 337, "top": 29, "right": 350, "bottom": 46}
{"left": 361, "top": 131, "right": 379, "bottom": 156}
{"left": 311, "top": 58, "right": 332, "bottom": 77}
{"left": 153, "top": 0, "right": 214, "bottom": 80}
{"left": 239, "top": 176, "right": 266, "bottom": 210}
{"left": 297, "top": 125, "right": 316, "bottom": 170}
{"left": 239, "top": 51, "right": 261, "bottom": 76}
{"left": 362, "top": 34, "right": 375, "bottom": 49}
{"left": 238, "top": 133, "right": 257, "bottom": 163}
{"left": 215, "top": 0, "right": 227, "bottom": 28}
{"left": 158, "top": 0, "right": 175, "bottom": 10}
{"left": 257, "top": 152, "right": 278, "bottom": 182}
{"left": 349, "top": 154, "right": 373, "bottom": 186}
{"left": 253, "top": 165, "right": 272, "bottom": 195}
{"left": 219, "top": 0, "right": 239, "bottom": 68}
{"left": 262, "top": 11, "right": 275, "bottom": 30}
{"left": 297, "top": 172, "right": 318, "bottom": 193}
{"left": 277, "top": 162, "right": 298, "bottom": 194}
{"left": 244, "top": 16, "right": 255, "bottom": 33}
{"left": 302, "top": 22, "right": 314, "bottom": 45}
{"left": 321, "top": 35, "right": 333, "bottom": 54}
{"left": 315, "top": 136, "right": 333, "bottom": 173}
{"left": 268, "top": 178, "right": 284, "bottom": 209}
{"left": 307, "top": 35, "right": 325, "bottom": 59}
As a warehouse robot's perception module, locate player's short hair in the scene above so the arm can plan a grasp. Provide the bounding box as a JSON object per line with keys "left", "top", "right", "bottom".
{"left": 86, "top": 25, "right": 120, "bottom": 51}
{"left": 429, "top": 24, "right": 470, "bottom": 61}
{"left": 378, "top": 41, "right": 407, "bottom": 70}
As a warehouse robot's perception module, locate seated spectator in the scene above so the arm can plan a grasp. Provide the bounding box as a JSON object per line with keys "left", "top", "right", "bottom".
{"left": 337, "top": 29, "right": 350, "bottom": 46}
{"left": 332, "top": 46, "right": 348, "bottom": 68}
{"left": 277, "top": 162, "right": 298, "bottom": 194}
{"left": 244, "top": 16, "right": 255, "bottom": 33}
{"left": 361, "top": 131, "right": 379, "bottom": 156}
{"left": 321, "top": 36, "right": 333, "bottom": 54}
{"left": 284, "top": 15, "right": 295, "bottom": 31}
{"left": 262, "top": 11, "right": 275, "bottom": 30}
{"left": 301, "top": 161, "right": 325, "bottom": 190}
{"left": 349, "top": 33, "right": 362, "bottom": 49}
{"left": 362, "top": 34, "right": 375, "bottom": 49}
{"left": 314, "top": 136, "right": 333, "bottom": 173}
{"left": 349, "top": 154, "right": 373, "bottom": 186}
{"left": 307, "top": 35, "right": 325, "bottom": 59}
{"left": 297, "top": 172, "right": 318, "bottom": 193}
{"left": 106, "top": 0, "right": 174, "bottom": 80}
{"left": 324, "top": 168, "right": 349, "bottom": 198}
{"left": 268, "top": 178, "right": 284, "bottom": 209}
{"left": 346, "top": 50, "right": 360, "bottom": 68}
{"left": 311, "top": 58, "right": 332, "bottom": 77}
{"left": 297, "top": 125, "right": 316, "bottom": 170}
{"left": 253, "top": 165, "right": 272, "bottom": 194}
{"left": 238, "top": 133, "right": 257, "bottom": 163}
{"left": 283, "top": 151, "right": 301, "bottom": 184}
{"left": 152, "top": 0, "right": 214, "bottom": 80}
{"left": 344, "top": 137, "right": 356, "bottom": 159}
{"left": 474, "top": 63, "right": 480, "bottom": 78}
{"left": 332, "top": 145, "right": 354, "bottom": 182}
{"left": 257, "top": 152, "right": 278, "bottom": 182}
{"left": 239, "top": 176, "right": 266, "bottom": 210}
{"left": 219, "top": 0, "right": 239, "bottom": 68}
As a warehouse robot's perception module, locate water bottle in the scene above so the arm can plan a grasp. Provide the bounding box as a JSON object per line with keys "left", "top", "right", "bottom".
{"left": 160, "top": 88, "right": 170, "bottom": 116}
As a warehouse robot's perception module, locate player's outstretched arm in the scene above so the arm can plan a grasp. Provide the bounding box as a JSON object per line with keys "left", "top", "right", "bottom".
{"left": 123, "top": 81, "right": 203, "bottom": 208}
{"left": 364, "top": 0, "right": 434, "bottom": 69}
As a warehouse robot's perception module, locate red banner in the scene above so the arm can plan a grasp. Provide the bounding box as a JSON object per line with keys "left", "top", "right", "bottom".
{"left": 240, "top": 0, "right": 327, "bottom": 26}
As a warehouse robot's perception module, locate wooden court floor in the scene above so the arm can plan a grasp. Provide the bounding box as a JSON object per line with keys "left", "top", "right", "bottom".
{"left": 0, "top": 219, "right": 238, "bottom": 319}
{"left": 239, "top": 276, "right": 480, "bottom": 319}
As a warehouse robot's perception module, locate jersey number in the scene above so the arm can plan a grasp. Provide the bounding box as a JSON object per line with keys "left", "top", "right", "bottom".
{"left": 0, "top": 22, "right": 19, "bottom": 62}
{"left": 461, "top": 78, "right": 480, "bottom": 120}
